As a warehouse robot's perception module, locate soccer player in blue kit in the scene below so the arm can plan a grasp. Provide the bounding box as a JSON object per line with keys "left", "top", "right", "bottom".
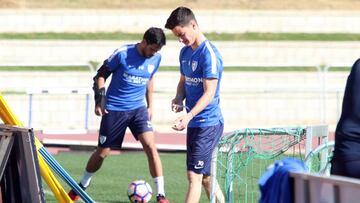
{"left": 165, "top": 7, "right": 225, "bottom": 203}
{"left": 68, "top": 27, "right": 170, "bottom": 203}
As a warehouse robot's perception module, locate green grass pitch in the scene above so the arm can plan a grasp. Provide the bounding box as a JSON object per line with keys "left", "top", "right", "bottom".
{"left": 43, "top": 151, "right": 210, "bottom": 203}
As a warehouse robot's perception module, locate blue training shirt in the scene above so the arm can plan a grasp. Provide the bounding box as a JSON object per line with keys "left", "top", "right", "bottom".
{"left": 179, "top": 39, "right": 224, "bottom": 127}
{"left": 105, "top": 44, "right": 161, "bottom": 111}
{"left": 258, "top": 158, "right": 308, "bottom": 203}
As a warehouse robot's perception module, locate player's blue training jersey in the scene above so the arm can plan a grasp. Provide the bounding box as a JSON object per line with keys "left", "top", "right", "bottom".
{"left": 179, "top": 39, "right": 224, "bottom": 127}
{"left": 105, "top": 44, "right": 161, "bottom": 111}
{"left": 258, "top": 158, "right": 308, "bottom": 203}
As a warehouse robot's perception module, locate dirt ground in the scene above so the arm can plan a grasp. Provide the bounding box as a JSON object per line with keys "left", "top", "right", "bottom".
{"left": 1, "top": 0, "right": 360, "bottom": 10}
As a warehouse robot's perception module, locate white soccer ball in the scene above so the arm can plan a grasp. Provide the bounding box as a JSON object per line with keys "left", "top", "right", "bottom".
{"left": 127, "top": 180, "right": 152, "bottom": 203}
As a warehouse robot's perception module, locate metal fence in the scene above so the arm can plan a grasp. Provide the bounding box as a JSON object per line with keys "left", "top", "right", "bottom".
{"left": 0, "top": 64, "right": 350, "bottom": 133}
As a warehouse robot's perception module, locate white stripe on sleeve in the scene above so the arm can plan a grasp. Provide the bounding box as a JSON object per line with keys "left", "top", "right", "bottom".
{"left": 205, "top": 41, "right": 217, "bottom": 74}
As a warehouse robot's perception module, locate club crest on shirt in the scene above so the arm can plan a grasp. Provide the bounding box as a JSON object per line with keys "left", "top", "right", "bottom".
{"left": 147, "top": 64, "right": 155, "bottom": 74}
{"left": 191, "top": 61, "right": 198, "bottom": 72}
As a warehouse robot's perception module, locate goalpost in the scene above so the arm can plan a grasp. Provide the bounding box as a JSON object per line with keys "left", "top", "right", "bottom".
{"left": 210, "top": 125, "right": 329, "bottom": 203}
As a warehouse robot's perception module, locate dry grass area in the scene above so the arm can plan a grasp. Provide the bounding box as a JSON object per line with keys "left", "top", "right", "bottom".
{"left": 1, "top": 0, "right": 360, "bottom": 10}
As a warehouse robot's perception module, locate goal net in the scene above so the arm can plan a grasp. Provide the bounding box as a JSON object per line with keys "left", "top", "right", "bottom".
{"left": 210, "top": 125, "right": 328, "bottom": 203}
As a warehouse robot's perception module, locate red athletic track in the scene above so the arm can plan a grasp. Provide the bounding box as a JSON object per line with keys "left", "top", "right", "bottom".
{"left": 36, "top": 131, "right": 334, "bottom": 155}
{"left": 36, "top": 131, "right": 187, "bottom": 154}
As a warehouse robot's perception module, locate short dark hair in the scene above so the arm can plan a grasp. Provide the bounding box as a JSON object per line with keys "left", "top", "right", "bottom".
{"left": 165, "top": 7, "right": 197, "bottom": 30}
{"left": 143, "top": 27, "right": 166, "bottom": 47}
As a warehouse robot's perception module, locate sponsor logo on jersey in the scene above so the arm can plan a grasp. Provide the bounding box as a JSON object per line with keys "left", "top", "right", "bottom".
{"left": 123, "top": 72, "right": 149, "bottom": 84}
{"left": 185, "top": 76, "right": 203, "bottom": 86}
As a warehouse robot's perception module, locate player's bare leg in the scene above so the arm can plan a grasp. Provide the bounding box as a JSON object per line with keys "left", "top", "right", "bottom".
{"left": 86, "top": 147, "right": 111, "bottom": 172}
{"left": 139, "top": 131, "right": 163, "bottom": 177}
{"left": 68, "top": 147, "right": 111, "bottom": 200}
{"left": 139, "top": 131, "right": 169, "bottom": 203}
{"left": 185, "top": 171, "right": 203, "bottom": 203}
{"left": 202, "top": 175, "right": 225, "bottom": 203}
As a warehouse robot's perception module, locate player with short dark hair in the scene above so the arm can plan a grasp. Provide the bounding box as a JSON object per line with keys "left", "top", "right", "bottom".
{"left": 165, "top": 7, "right": 225, "bottom": 203}
{"left": 68, "top": 27, "right": 170, "bottom": 203}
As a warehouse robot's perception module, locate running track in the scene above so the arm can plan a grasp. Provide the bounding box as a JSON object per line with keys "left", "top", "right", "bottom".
{"left": 36, "top": 131, "right": 334, "bottom": 154}
{"left": 36, "top": 131, "right": 187, "bottom": 154}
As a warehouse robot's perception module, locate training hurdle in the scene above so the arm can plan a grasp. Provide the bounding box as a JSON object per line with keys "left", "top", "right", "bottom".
{"left": 27, "top": 87, "right": 92, "bottom": 131}
{"left": 0, "top": 125, "right": 45, "bottom": 203}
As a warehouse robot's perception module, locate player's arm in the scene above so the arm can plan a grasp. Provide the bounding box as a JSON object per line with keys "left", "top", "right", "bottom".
{"left": 190, "top": 48, "right": 220, "bottom": 118}
{"left": 146, "top": 76, "right": 154, "bottom": 120}
{"left": 93, "top": 60, "right": 112, "bottom": 116}
{"left": 172, "top": 78, "right": 217, "bottom": 131}
{"left": 171, "top": 75, "right": 186, "bottom": 112}
{"left": 189, "top": 78, "right": 217, "bottom": 117}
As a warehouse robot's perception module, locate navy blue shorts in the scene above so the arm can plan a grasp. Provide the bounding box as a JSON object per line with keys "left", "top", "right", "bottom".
{"left": 186, "top": 122, "right": 224, "bottom": 175}
{"left": 98, "top": 106, "right": 153, "bottom": 148}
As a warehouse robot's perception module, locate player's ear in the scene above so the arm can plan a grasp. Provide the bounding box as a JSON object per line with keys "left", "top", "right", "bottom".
{"left": 189, "top": 20, "right": 196, "bottom": 29}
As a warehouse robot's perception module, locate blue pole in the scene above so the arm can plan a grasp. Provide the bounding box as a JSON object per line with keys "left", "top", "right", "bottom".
{"left": 38, "top": 147, "right": 95, "bottom": 203}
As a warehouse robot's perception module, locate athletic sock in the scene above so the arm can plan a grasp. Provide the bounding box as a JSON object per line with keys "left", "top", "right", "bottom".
{"left": 154, "top": 176, "right": 165, "bottom": 196}
{"left": 80, "top": 171, "right": 94, "bottom": 188}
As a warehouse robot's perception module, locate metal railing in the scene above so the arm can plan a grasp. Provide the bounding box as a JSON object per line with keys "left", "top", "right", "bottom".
{"left": 0, "top": 63, "right": 350, "bottom": 132}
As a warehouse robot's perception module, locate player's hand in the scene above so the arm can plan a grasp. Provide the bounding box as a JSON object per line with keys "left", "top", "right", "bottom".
{"left": 172, "top": 113, "right": 193, "bottom": 131}
{"left": 171, "top": 99, "right": 184, "bottom": 113}
{"left": 95, "top": 105, "right": 108, "bottom": 116}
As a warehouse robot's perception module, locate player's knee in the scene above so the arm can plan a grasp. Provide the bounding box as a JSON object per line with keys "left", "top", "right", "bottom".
{"left": 141, "top": 141, "right": 151, "bottom": 150}
{"left": 202, "top": 176, "right": 211, "bottom": 187}
{"left": 147, "top": 147, "right": 160, "bottom": 160}
{"left": 96, "top": 147, "right": 111, "bottom": 158}
{"left": 142, "top": 141, "right": 157, "bottom": 153}
{"left": 187, "top": 171, "right": 203, "bottom": 183}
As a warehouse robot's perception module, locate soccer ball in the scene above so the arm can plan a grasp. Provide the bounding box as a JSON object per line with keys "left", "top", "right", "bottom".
{"left": 127, "top": 180, "right": 152, "bottom": 203}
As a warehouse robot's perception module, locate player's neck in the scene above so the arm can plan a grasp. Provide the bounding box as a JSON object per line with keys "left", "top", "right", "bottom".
{"left": 136, "top": 42, "right": 145, "bottom": 57}
{"left": 191, "top": 33, "right": 206, "bottom": 50}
